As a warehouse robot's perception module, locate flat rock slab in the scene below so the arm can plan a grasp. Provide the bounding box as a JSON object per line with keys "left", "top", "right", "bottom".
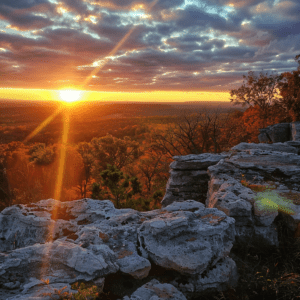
{"left": 171, "top": 153, "right": 229, "bottom": 170}
{"left": 6, "top": 283, "right": 76, "bottom": 300}
{"left": 0, "top": 240, "right": 118, "bottom": 300}
{"left": 231, "top": 142, "right": 298, "bottom": 154}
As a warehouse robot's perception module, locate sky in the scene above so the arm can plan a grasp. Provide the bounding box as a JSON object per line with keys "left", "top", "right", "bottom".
{"left": 0, "top": 0, "right": 299, "bottom": 102}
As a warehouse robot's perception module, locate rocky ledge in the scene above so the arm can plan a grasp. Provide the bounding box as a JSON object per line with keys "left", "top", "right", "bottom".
{"left": 0, "top": 199, "right": 238, "bottom": 299}
{"left": 162, "top": 141, "right": 300, "bottom": 250}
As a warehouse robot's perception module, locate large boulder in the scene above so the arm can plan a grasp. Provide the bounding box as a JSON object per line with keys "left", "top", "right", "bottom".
{"left": 138, "top": 202, "right": 235, "bottom": 275}
{"left": 0, "top": 199, "right": 238, "bottom": 299}
{"left": 258, "top": 121, "right": 300, "bottom": 143}
{"left": 258, "top": 128, "right": 272, "bottom": 143}
{"left": 258, "top": 123, "right": 291, "bottom": 143}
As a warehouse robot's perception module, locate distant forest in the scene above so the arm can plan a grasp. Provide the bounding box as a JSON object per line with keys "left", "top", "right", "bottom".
{"left": 0, "top": 100, "right": 247, "bottom": 144}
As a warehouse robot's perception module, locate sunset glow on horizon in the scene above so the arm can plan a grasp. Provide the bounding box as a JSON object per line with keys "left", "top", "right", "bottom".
{"left": 0, "top": 88, "right": 232, "bottom": 103}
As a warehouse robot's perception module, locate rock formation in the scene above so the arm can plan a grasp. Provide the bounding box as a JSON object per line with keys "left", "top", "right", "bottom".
{"left": 207, "top": 142, "right": 300, "bottom": 247}
{"left": 162, "top": 140, "right": 300, "bottom": 249}
{"left": 162, "top": 153, "right": 229, "bottom": 207}
{"left": 0, "top": 199, "right": 238, "bottom": 299}
{"left": 258, "top": 121, "right": 300, "bottom": 143}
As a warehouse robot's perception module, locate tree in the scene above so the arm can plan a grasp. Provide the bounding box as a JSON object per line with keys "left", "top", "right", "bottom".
{"left": 91, "top": 134, "right": 140, "bottom": 173}
{"left": 59, "top": 144, "right": 86, "bottom": 201}
{"left": 216, "top": 109, "right": 250, "bottom": 149}
{"left": 136, "top": 148, "right": 170, "bottom": 195}
{"left": 230, "top": 70, "right": 282, "bottom": 128}
{"left": 152, "top": 108, "right": 239, "bottom": 157}
{"left": 275, "top": 54, "right": 300, "bottom": 122}
{"left": 100, "top": 164, "right": 141, "bottom": 208}
{"left": 5, "top": 146, "right": 44, "bottom": 204}
{"left": 76, "top": 142, "right": 95, "bottom": 198}
{"left": 0, "top": 145, "right": 12, "bottom": 210}
{"left": 90, "top": 182, "right": 108, "bottom": 200}
{"left": 28, "top": 143, "right": 55, "bottom": 165}
{"left": 153, "top": 111, "right": 212, "bottom": 157}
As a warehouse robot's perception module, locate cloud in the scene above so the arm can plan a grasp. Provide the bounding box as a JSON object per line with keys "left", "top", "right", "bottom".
{"left": 0, "top": 0, "right": 49, "bottom": 9}
{"left": 0, "top": 6, "right": 53, "bottom": 30}
{"left": 175, "top": 5, "right": 229, "bottom": 30}
{"left": 163, "top": 34, "right": 226, "bottom": 52}
{"left": 254, "top": 34, "right": 300, "bottom": 59}
{"left": 0, "top": 0, "right": 299, "bottom": 92}
{"left": 88, "top": 0, "right": 184, "bottom": 11}
{"left": 59, "top": 0, "right": 91, "bottom": 17}
{"left": 0, "top": 0, "right": 57, "bottom": 31}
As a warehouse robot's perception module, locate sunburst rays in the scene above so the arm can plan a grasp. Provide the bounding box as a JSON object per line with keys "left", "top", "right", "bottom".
{"left": 22, "top": 1, "right": 160, "bottom": 293}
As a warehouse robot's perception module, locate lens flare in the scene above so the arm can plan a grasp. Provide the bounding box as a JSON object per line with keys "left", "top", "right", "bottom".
{"left": 23, "top": 2, "right": 161, "bottom": 294}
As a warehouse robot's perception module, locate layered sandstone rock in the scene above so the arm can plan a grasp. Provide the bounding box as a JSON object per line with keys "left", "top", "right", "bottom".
{"left": 161, "top": 153, "right": 230, "bottom": 207}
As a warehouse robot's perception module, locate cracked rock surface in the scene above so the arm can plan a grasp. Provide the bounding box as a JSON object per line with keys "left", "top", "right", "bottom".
{"left": 0, "top": 199, "right": 238, "bottom": 299}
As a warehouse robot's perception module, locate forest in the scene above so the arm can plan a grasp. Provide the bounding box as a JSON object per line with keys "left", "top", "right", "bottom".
{"left": 0, "top": 54, "right": 299, "bottom": 214}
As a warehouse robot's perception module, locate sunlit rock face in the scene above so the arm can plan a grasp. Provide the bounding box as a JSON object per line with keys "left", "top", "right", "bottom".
{"left": 0, "top": 199, "right": 238, "bottom": 300}
{"left": 162, "top": 140, "right": 300, "bottom": 250}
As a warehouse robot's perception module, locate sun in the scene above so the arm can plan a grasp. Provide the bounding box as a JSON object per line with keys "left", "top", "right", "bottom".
{"left": 59, "top": 89, "right": 82, "bottom": 103}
